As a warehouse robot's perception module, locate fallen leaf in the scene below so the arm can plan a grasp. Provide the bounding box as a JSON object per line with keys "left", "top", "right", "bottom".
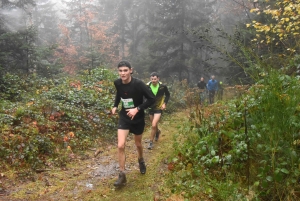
{"left": 94, "top": 149, "right": 103, "bottom": 157}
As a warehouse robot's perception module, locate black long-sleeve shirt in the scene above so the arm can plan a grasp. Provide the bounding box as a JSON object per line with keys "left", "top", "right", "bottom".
{"left": 197, "top": 81, "right": 207, "bottom": 90}
{"left": 113, "top": 77, "right": 155, "bottom": 123}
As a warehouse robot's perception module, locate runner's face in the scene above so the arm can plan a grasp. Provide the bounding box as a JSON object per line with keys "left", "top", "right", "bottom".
{"left": 150, "top": 76, "right": 159, "bottom": 85}
{"left": 118, "top": 66, "right": 132, "bottom": 83}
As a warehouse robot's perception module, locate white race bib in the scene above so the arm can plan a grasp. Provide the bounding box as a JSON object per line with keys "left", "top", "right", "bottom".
{"left": 121, "top": 98, "right": 134, "bottom": 109}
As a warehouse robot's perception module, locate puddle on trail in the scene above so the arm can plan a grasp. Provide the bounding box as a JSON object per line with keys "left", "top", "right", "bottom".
{"left": 47, "top": 156, "right": 121, "bottom": 200}
{"left": 90, "top": 157, "right": 119, "bottom": 178}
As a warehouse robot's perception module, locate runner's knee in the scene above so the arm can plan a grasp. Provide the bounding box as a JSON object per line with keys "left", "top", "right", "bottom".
{"left": 151, "top": 124, "right": 158, "bottom": 130}
{"left": 117, "top": 143, "right": 125, "bottom": 150}
{"left": 135, "top": 141, "right": 142, "bottom": 148}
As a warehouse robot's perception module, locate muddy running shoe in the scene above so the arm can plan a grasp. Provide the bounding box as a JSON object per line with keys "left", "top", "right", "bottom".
{"left": 138, "top": 158, "right": 146, "bottom": 174}
{"left": 155, "top": 129, "right": 161, "bottom": 142}
{"left": 114, "top": 171, "right": 127, "bottom": 187}
{"left": 147, "top": 142, "right": 153, "bottom": 150}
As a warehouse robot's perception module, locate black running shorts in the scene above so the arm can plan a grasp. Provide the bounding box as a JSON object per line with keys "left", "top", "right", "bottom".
{"left": 148, "top": 109, "right": 162, "bottom": 115}
{"left": 118, "top": 118, "right": 145, "bottom": 135}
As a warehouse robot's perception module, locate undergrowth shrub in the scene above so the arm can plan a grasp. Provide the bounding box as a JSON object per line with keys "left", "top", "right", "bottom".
{"left": 245, "top": 71, "right": 300, "bottom": 200}
{"left": 168, "top": 70, "right": 300, "bottom": 200}
{"left": 165, "top": 79, "right": 190, "bottom": 113}
{"left": 0, "top": 67, "right": 118, "bottom": 170}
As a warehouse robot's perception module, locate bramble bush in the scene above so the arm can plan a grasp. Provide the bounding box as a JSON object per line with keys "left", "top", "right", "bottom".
{"left": 168, "top": 70, "right": 300, "bottom": 200}
{"left": 0, "top": 67, "right": 118, "bottom": 171}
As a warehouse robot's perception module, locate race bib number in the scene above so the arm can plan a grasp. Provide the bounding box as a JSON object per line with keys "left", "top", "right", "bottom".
{"left": 121, "top": 98, "right": 134, "bottom": 109}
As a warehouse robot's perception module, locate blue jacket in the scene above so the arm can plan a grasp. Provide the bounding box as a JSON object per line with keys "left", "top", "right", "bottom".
{"left": 207, "top": 79, "right": 218, "bottom": 91}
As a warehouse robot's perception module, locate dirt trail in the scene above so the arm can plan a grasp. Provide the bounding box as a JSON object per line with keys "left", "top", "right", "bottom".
{"left": 1, "top": 112, "right": 184, "bottom": 201}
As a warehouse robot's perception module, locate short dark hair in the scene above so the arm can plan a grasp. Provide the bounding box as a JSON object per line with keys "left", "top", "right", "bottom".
{"left": 117, "top": 60, "right": 131, "bottom": 68}
{"left": 150, "top": 72, "right": 159, "bottom": 77}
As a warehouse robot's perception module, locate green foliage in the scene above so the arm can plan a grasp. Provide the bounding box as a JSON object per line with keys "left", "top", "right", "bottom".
{"left": 164, "top": 78, "right": 190, "bottom": 113}
{"left": 0, "top": 67, "right": 118, "bottom": 170}
{"left": 0, "top": 73, "right": 27, "bottom": 101}
{"left": 245, "top": 71, "right": 300, "bottom": 199}
{"left": 0, "top": 25, "right": 63, "bottom": 78}
{"left": 0, "top": 27, "right": 36, "bottom": 74}
{"left": 168, "top": 70, "right": 300, "bottom": 200}
{"left": 34, "top": 45, "right": 63, "bottom": 77}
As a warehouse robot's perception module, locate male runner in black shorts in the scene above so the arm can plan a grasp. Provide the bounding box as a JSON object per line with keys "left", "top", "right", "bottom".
{"left": 111, "top": 61, "right": 155, "bottom": 187}
{"left": 147, "top": 72, "right": 170, "bottom": 150}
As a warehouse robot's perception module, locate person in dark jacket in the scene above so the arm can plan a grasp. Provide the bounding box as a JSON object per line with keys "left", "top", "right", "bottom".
{"left": 197, "top": 77, "right": 207, "bottom": 105}
{"left": 111, "top": 61, "right": 155, "bottom": 187}
{"left": 146, "top": 72, "right": 170, "bottom": 150}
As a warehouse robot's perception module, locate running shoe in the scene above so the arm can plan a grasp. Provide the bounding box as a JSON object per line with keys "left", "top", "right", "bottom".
{"left": 138, "top": 158, "right": 146, "bottom": 174}
{"left": 148, "top": 142, "right": 153, "bottom": 150}
{"left": 155, "top": 129, "right": 161, "bottom": 141}
{"left": 114, "top": 171, "right": 127, "bottom": 187}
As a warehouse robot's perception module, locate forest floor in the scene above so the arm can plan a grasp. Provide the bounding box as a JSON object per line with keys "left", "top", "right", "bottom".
{"left": 0, "top": 111, "right": 187, "bottom": 201}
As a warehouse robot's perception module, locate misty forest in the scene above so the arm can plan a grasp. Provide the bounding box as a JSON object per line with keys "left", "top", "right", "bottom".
{"left": 0, "top": 0, "right": 300, "bottom": 200}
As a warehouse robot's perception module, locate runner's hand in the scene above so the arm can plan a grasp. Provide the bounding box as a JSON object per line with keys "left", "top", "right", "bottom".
{"left": 161, "top": 103, "right": 166, "bottom": 110}
{"left": 126, "top": 108, "right": 138, "bottom": 120}
{"left": 111, "top": 107, "right": 117, "bottom": 115}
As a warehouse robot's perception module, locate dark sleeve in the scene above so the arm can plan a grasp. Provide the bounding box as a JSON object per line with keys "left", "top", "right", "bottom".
{"left": 113, "top": 93, "right": 120, "bottom": 108}
{"left": 164, "top": 85, "right": 170, "bottom": 104}
{"left": 138, "top": 81, "right": 155, "bottom": 110}
{"left": 113, "top": 81, "right": 121, "bottom": 107}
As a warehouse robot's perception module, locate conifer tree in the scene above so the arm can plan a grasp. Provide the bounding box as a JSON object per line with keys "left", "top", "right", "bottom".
{"left": 0, "top": 0, "right": 36, "bottom": 74}
{"left": 139, "top": 0, "right": 215, "bottom": 81}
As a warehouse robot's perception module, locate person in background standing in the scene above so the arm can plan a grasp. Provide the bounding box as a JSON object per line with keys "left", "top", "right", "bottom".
{"left": 217, "top": 81, "right": 224, "bottom": 101}
{"left": 111, "top": 61, "right": 155, "bottom": 187}
{"left": 207, "top": 75, "right": 218, "bottom": 104}
{"left": 197, "top": 77, "right": 207, "bottom": 105}
{"left": 147, "top": 72, "right": 170, "bottom": 150}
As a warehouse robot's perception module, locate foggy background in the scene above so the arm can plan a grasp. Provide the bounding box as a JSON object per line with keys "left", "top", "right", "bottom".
{"left": 0, "top": 0, "right": 256, "bottom": 85}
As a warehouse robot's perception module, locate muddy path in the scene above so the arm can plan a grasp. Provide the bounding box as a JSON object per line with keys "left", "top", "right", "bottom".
{"left": 0, "top": 112, "right": 185, "bottom": 201}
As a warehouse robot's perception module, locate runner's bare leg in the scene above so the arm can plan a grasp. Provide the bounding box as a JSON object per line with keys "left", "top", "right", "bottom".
{"left": 117, "top": 129, "right": 129, "bottom": 171}
{"left": 134, "top": 134, "right": 143, "bottom": 159}
{"left": 150, "top": 113, "right": 161, "bottom": 142}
